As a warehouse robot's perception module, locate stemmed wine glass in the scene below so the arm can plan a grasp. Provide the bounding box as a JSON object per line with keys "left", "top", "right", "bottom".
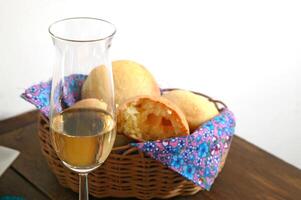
{"left": 48, "top": 17, "right": 116, "bottom": 200}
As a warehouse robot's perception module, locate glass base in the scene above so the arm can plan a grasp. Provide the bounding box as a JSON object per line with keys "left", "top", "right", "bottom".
{"left": 62, "top": 160, "right": 103, "bottom": 173}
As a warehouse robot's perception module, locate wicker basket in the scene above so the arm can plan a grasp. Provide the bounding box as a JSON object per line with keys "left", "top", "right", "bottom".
{"left": 37, "top": 90, "right": 229, "bottom": 199}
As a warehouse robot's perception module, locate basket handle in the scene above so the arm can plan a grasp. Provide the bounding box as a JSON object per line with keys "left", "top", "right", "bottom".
{"left": 161, "top": 88, "right": 227, "bottom": 112}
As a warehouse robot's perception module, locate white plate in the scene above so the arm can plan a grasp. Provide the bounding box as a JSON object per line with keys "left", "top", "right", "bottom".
{"left": 0, "top": 145, "right": 20, "bottom": 177}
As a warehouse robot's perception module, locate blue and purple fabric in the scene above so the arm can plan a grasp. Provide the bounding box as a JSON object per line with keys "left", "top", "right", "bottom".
{"left": 21, "top": 74, "right": 86, "bottom": 116}
{"left": 21, "top": 74, "right": 236, "bottom": 191}
{"left": 132, "top": 109, "right": 235, "bottom": 190}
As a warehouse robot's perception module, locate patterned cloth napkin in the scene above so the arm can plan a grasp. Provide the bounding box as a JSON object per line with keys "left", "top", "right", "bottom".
{"left": 21, "top": 74, "right": 86, "bottom": 116}
{"left": 21, "top": 75, "right": 236, "bottom": 190}
{"left": 132, "top": 109, "right": 235, "bottom": 190}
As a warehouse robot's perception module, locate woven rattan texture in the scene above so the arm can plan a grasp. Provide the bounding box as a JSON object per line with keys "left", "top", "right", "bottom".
{"left": 37, "top": 91, "right": 228, "bottom": 199}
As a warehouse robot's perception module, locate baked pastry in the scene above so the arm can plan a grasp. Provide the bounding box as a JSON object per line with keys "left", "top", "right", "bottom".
{"left": 69, "top": 98, "right": 107, "bottom": 110}
{"left": 81, "top": 60, "right": 161, "bottom": 107}
{"left": 117, "top": 96, "right": 190, "bottom": 141}
{"left": 162, "top": 90, "right": 219, "bottom": 131}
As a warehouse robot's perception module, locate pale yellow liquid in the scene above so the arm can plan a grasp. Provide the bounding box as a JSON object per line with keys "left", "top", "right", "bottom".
{"left": 51, "top": 108, "right": 115, "bottom": 172}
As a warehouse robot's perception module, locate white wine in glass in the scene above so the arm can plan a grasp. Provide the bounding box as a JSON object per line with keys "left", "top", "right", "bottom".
{"left": 48, "top": 17, "right": 116, "bottom": 200}
{"left": 51, "top": 108, "right": 115, "bottom": 172}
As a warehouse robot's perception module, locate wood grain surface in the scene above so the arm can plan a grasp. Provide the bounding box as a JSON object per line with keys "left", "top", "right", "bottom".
{"left": 0, "top": 110, "right": 38, "bottom": 135}
{"left": 0, "top": 111, "right": 300, "bottom": 200}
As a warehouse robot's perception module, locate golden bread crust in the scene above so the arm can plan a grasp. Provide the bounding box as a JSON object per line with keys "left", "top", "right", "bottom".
{"left": 162, "top": 90, "right": 219, "bottom": 131}
{"left": 81, "top": 60, "right": 160, "bottom": 107}
{"left": 68, "top": 98, "right": 108, "bottom": 110}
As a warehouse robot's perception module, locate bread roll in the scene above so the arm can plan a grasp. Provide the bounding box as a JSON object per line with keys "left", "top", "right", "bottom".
{"left": 81, "top": 66, "right": 113, "bottom": 106}
{"left": 69, "top": 98, "right": 107, "bottom": 110}
{"left": 81, "top": 60, "right": 161, "bottom": 107}
{"left": 117, "top": 96, "right": 189, "bottom": 141}
{"left": 162, "top": 90, "right": 219, "bottom": 131}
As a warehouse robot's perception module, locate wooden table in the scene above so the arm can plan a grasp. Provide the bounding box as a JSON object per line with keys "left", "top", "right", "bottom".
{"left": 0, "top": 111, "right": 300, "bottom": 200}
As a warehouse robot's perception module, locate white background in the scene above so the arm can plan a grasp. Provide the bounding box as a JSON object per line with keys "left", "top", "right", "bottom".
{"left": 0, "top": 0, "right": 300, "bottom": 168}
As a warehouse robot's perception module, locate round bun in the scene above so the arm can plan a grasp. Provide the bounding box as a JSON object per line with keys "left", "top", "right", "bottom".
{"left": 81, "top": 66, "right": 114, "bottom": 105}
{"left": 81, "top": 60, "right": 160, "bottom": 107}
{"left": 162, "top": 90, "right": 219, "bottom": 131}
{"left": 117, "top": 96, "right": 189, "bottom": 141}
{"left": 69, "top": 98, "right": 107, "bottom": 110}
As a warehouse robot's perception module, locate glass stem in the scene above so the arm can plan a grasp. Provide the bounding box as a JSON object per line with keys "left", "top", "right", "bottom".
{"left": 79, "top": 173, "right": 89, "bottom": 200}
